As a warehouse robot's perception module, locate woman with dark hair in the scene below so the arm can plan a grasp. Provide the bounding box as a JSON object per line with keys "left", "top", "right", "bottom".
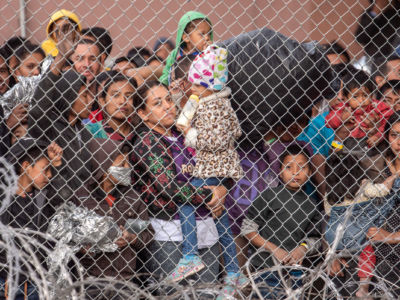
{"left": 364, "top": 111, "right": 400, "bottom": 297}
{"left": 329, "top": 111, "right": 400, "bottom": 297}
{"left": 130, "top": 81, "right": 226, "bottom": 289}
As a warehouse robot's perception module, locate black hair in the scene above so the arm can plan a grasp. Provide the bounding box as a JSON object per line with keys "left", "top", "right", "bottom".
{"left": 331, "top": 63, "right": 359, "bottom": 80}
{"left": 273, "top": 108, "right": 312, "bottom": 133}
{"left": 2, "top": 36, "right": 28, "bottom": 60}
{"left": 184, "top": 18, "right": 211, "bottom": 34}
{"left": 134, "top": 80, "right": 165, "bottom": 111}
{"left": 153, "top": 37, "right": 175, "bottom": 51}
{"left": 0, "top": 47, "right": 15, "bottom": 90}
{"left": 114, "top": 56, "right": 134, "bottom": 66}
{"left": 371, "top": 54, "right": 400, "bottom": 80}
{"left": 0, "top": 47, "right": 10, "bottom": 72}
{"left": 377, "top": 80, "right": 400, "bottom": 100}
{"left": 342, "top": 70, "right": 375, "bottom": 97}
{"left": 101, "top": 73, "right": 137, "bottom": 99}
{"left": 321, "top": 41, "right": 351, "bottom": 63}
{"left": 127, "top": 47, "right": 152, "bottom": 68}
{"left": 172, "top": 53, "right": 198, "bottom": 80}
{"left": 146, "top": 55, "right": 163, "bottom": 65}
{"left": 95, "top": 70, "right": 120, "bottom": 89}
{"left": 384, "top": 111, "right": 400, "bottom": 160}
{"left": 81, "top": 27, "right": 113, "bottom": 58}
{"left": 326, "top": 152, "right": 365, "bottom": 205}
{"left": 14, "top": 147, "right": 48, "bottom": 175}
{"left": 279, "top": 144, "right": 311, "bottom": 170}
{"left": 14, "top": 43, "right": 45, "bottom": 67}
{"left": 76, "top": 38, "right": 102, "bottom": 57}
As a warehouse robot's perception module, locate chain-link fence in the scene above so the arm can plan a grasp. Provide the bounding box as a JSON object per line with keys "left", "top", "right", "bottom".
{"left": 1, "top": 0, "right": 400, "bottom": 299}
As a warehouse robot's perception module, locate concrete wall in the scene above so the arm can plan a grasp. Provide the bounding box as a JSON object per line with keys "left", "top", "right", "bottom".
{"left": 0, "top": 0, "right": 369, "bottom": 60}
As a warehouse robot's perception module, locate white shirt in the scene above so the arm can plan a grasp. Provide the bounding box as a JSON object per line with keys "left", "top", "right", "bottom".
{"left": 150, "top": 217, "right": 219, "bottom": 249}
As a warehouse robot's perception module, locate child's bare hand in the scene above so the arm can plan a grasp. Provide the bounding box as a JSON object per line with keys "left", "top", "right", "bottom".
{"left": 7, "top": 103, "right": 28, "bottom": 129}
{"left": 115, "top": 225, "right": 137, "bottom": 248}
{"left": 327, "top": 258, "right": 348, "bottom": 277}
{"left": 272, "top": 247, "right": 291, "bottom": 265}
{"left": 48, "top": 142, "right": 63, "bottom": 167}
{"left": 176, "top": 124, "right": 191, "bottom": 136}
{"left": 289, "top": 245, "right": 307, "bottom": 265}
{"left": 341, "top": 108, "right": 353, "bottom": 122}
{"left": 366, "top": 135, "right": 380, "bottom": 148}
{"left": 204, "top": 185, "right": 227, "bottom": 218}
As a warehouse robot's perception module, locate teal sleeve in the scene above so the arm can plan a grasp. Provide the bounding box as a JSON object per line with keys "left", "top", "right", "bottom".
{"left": 298, "top": 113, "right": 334, "bottom": 157}
{"left": 85, "top": 122, "right": 108, "bottom": 139}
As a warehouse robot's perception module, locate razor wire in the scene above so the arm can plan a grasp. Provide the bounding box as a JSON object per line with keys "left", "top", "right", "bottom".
{"left": 0, "top": 1, "right": 400, "bottom": 299}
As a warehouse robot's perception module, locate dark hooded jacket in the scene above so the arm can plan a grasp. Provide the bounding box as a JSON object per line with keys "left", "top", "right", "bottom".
{"left": 355, "top": 1, "right": 400, "bottom": 57}
{"left": 74, "top": 139, "right": 153, "bottom": 279}
{"left": 29, "top": 70, "right": 95, "bottom": 199}
{"left": 0, "top": 106, "right": 10, "bottom": 157}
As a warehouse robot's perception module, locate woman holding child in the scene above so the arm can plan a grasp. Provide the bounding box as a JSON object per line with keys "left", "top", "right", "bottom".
{"left": 130, "top": 81, "right": 223, "bottom": 288}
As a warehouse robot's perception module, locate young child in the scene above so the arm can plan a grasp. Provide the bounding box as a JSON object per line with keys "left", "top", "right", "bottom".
{"left": 172, "top": 45, "right": 247, "bottom": 299}
{"left": 10, "top": 121, "right": 28, "bottom": 145}
{"left": 326, "top": 70, "right": 393, "bottom": 148}
{"left": 378, "top": 80, "right": 400, "bottom": 112}
{"left": 242, "top": 145, "right": 321, "bottom": 299}
{"left": 0, "top": 138, "right": 62, "bottom": 300}
{"left": 169, "top": 53, "right": 197, "bottom": 111}
{"left": 324, "top": 151, "right": 400, "bottom": 299}
{"left": 86, "top": 73, "right": 137, "bottom": 140}
{"left": 159, "top": 11, "right": 213, "bottom": 86}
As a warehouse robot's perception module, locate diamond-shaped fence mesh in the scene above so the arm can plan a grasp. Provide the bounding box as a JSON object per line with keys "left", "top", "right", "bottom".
{"left": 0, "top": 0, "right": 400, "bottom": 299}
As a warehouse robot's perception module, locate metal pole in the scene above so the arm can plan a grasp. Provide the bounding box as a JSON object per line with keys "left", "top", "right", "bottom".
{"left": 19, "top": 0, "right": 26, "bottom": 38}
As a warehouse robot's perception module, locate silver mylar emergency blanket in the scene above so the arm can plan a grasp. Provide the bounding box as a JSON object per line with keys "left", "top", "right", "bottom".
{"left": 47, "top": 201, "right": 122, "bottom": 299}
{"left": 0, "top": 56, "right": 52, "bottom": 119}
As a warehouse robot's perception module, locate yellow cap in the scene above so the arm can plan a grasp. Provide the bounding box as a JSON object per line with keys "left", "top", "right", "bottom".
{"left": 41, "top": 39, "right": 58, "bottom": 57}
{"left": 46, "top": 9, "right": 81, "bottom": 37}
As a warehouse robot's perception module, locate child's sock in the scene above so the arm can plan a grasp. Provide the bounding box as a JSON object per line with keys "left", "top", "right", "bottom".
{"left": 183, "top": 254, "right": 199, "bottom": 261}
{"left": 226, "top": 271, "right": 239, "bottom": 278}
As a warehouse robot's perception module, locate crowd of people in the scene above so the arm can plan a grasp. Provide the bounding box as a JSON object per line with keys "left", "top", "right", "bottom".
{"left": 0, "top": 1, "right": 400, "bottom": 299}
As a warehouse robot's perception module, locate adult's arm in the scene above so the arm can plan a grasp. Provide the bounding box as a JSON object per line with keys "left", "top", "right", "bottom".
{"left": 124, "top": 64, "right": 164, "bottom": 86}
{"left": 133, "top": 132, "right": 212, "bottom": 205}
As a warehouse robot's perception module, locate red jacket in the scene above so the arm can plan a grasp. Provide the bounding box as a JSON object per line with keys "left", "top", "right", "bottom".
{"left": 325, "top": 100, "right": 393, "bottom": 139}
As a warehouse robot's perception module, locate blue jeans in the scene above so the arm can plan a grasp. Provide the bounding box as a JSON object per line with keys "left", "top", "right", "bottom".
{"left": 0, "top": 278, "right": 39, "bottom": 300}
{"left": 325, "top": 190, "right": 398, "bottom": 251}
{"left": 179, "top": 177, "right": 239, "bottom": 273}
{"left": 254, "top": 270, "right": 303, "bottom": 299}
